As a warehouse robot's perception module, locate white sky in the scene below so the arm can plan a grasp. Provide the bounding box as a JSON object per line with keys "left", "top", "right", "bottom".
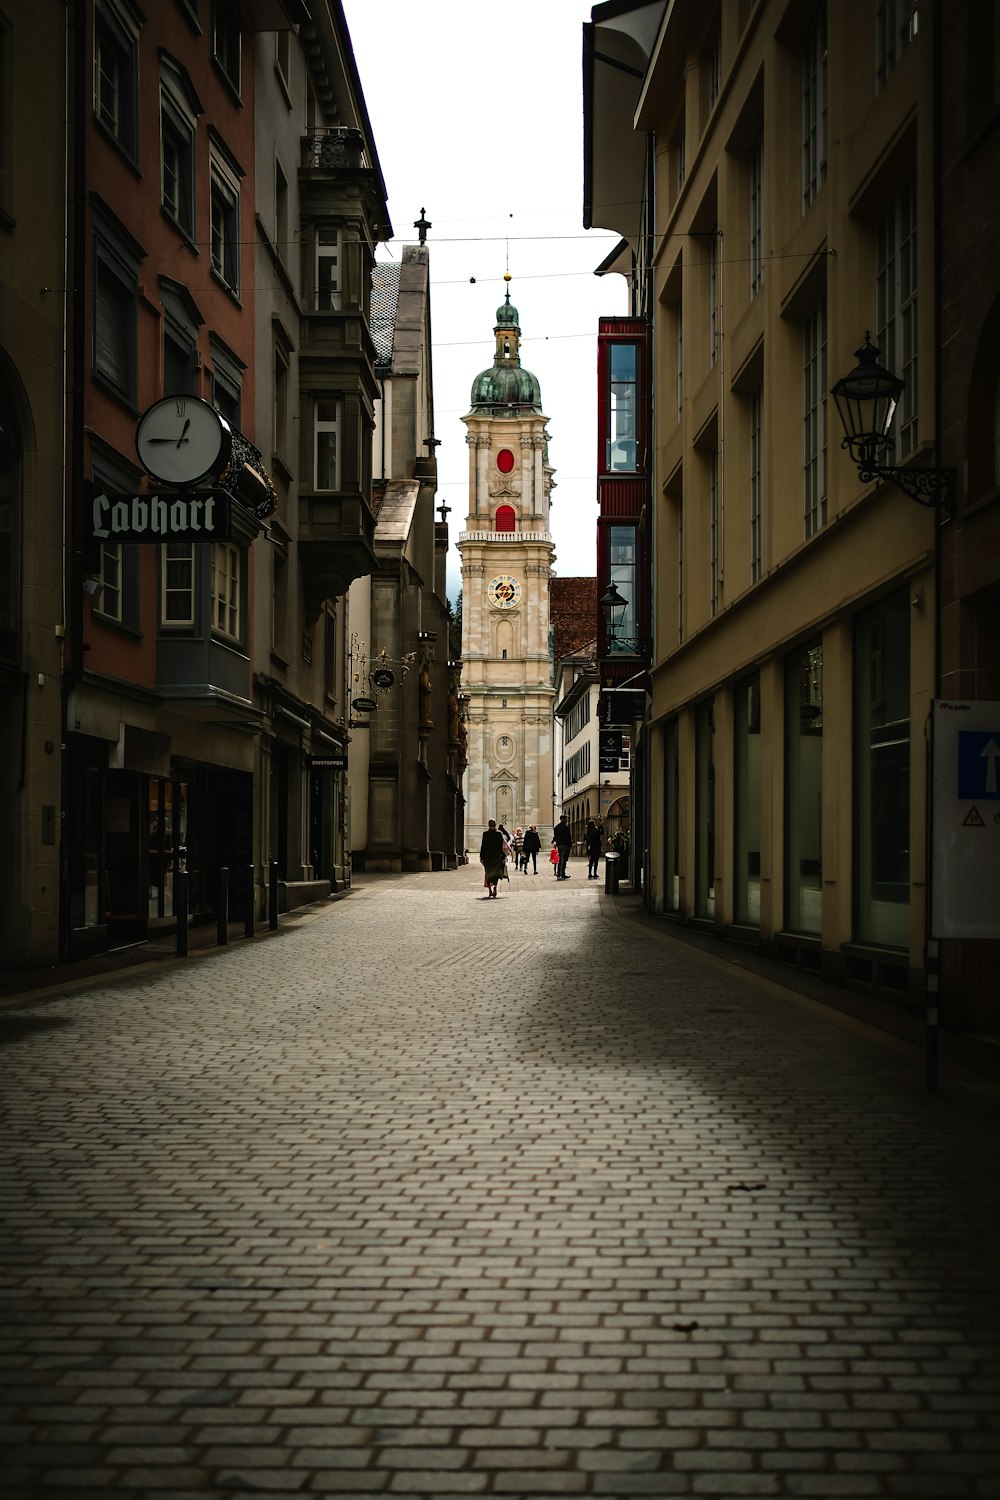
{"left": 341, "top": 0, "right": 628, "bottom": 602}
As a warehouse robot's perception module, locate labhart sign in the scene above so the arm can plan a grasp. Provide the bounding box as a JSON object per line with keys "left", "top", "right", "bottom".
{"left": 87, "top": 487, "right": 232, "bottom": 545}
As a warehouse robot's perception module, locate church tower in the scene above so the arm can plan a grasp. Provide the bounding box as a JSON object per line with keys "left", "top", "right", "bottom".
{"left": 459, "top": 279, "right": 555, "bottom": 848}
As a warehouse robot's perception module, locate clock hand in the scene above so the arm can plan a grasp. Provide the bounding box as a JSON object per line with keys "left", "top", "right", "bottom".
{"left": 176, "top": 418, "right": 191, "bottom": 448}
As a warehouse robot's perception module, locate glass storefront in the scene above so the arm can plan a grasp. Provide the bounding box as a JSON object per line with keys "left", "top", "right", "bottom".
{"left": 663, "top": 718, "right": 679, "bottom": 911}
{"left": 855, "top": 592, "right": 910, "bottom": 947}
{"left": 785, "top": 642, "right": 823, "bottom": 933}
{"left": 735, "top": 674, "right": 761, "bottom": 926}
{"left": 695, "top": 698, "right": 715, "bottom": 918}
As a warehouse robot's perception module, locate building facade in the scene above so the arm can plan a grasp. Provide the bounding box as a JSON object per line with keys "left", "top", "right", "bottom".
{"left": 0, "top": 0, "right": 66, "bottom": 967}
{"left": 251, "top": 2, "right": 391, "bottom": 910}
{"left": 0, "top": 0, "right": 391, "bottom": 969}
{"left": 584, "top": 0, "right": 994, "bottom": 1024}
{"left": 348, "top": 244, "right": 458, "bottom": 872}
{"left": 458, "top": 283, "right": 555, "bottom": 848}
{"left": 64, "top": 0, "right": 265, "bottom": 957}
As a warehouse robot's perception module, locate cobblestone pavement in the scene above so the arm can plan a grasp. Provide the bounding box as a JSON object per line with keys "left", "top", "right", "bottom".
{"left": 1, "top": 865, "right": 999, "bottom": 1499}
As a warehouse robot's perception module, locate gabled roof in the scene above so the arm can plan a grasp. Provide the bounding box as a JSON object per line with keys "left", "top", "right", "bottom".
{"left": 551, "top": 577, "right": 598, "bottom": 662}
{"left": 374, "top": 479, "right": 419, "bottom": 546}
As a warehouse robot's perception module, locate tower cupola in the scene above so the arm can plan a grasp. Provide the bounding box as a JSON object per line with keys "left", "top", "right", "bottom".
{"left": 470, "top": 276, "right": 542, "bottom": 412}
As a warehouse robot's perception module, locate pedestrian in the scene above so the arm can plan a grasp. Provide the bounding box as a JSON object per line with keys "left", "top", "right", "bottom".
{"left": 512, "top": 827, "right": 525, "bottom": 872}
{"left": 549, "top": 844, "right": 560, "bottom": 875}
{"left": 479, "top": 819, "right": 505, "bottom": 899}
{"left": 552, "top": 814, "right": 572, "bottom": 879}
{"left": 585, "top": 818, "right": 602, "bottom": 879}
{"left": 523, "top": 824, "right": 541, "bottom": 873}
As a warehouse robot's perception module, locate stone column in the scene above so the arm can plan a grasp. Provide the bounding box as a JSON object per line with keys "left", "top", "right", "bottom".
{"left": 477, "top": 436, "right": 491, "bottom": 524}
{"left": 520, "top": 434, "right": 533, "bottom": 523}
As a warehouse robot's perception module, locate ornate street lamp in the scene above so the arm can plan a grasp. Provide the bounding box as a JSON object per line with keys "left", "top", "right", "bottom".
{"left": 599, "top": 580, "right": 645, "bottom": 654}
{"left": 831, "top": 334, "right": 955, "bottom": 514}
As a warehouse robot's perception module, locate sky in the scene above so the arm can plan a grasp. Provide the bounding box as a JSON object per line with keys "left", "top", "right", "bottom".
{"left": 340, "top": 0, "right": 628, "bottom": 602}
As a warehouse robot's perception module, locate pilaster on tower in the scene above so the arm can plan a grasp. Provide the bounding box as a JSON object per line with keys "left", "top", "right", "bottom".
{"left": 457, "top": 279, "right": 556, "bottom": 848}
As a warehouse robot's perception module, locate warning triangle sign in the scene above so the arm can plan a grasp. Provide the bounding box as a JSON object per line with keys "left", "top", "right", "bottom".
{"left": 963, "top": 806, "right": 985, "bottom": 827}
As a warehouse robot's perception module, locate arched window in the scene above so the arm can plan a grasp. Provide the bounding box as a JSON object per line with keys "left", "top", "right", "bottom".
{"left": 495, "top": 504, "right": 515, "bottom": 532}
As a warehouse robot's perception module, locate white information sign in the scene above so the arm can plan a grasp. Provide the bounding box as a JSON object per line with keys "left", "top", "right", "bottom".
{"left": 932, "top": 700, "right": 1000, "bottom": 938}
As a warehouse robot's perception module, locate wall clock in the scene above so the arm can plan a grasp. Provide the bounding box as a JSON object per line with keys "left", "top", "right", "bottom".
{"left": 488, "top": 574, "right": 522, "bottom": 609}
{"left": 136, "top": 396, "right": 233, "bottom": 486}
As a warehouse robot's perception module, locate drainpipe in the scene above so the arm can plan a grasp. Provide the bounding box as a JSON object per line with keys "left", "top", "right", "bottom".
{"left": 59, "top": 0, "right": 87, "bottom": 961}
{"left": 925, "top": 0, "right": 946, "bottom": 1093}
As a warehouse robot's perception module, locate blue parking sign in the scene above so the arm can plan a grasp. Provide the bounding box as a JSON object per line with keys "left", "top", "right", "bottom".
{"left": 957, "top": 730, "right": 1000, "bottom": 800}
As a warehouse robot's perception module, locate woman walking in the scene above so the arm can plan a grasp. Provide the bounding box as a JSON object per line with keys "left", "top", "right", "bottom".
{"left": 479, "top": 819, "right": 505, "bottom": 898}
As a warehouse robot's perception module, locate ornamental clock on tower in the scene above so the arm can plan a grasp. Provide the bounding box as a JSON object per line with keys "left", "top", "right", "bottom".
{"left": 457, "top": 278, "right": 555, "bottom": 849}
{"left": 487, "top": 574, "right": 522, "bottom": 609}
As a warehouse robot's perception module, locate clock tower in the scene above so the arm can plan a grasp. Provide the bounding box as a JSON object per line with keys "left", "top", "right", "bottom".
{"left": 458, "top": 279, "right": 555, "bottom": 849}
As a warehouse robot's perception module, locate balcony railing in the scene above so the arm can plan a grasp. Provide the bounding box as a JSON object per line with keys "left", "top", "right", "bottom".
{"left": 458, "top": 529, "right": 553, "bottom": 544}
{"left": 301, "top": 128, "right": 367, "bottom": 171}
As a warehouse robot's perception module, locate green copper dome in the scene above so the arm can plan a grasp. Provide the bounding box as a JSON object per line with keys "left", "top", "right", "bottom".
{"left": 470, "top": 285, "right": 542, "bottom": 412}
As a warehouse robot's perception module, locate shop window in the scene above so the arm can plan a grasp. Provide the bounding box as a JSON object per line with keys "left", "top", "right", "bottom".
{"left": 785, "top": 640, "right": 823, "bottom": 934}
{"left": 663, "top": 718, "right": 679, "bottom": 912}
{"left": 735, "top": 674, "right": 762, "bottom": 926}
{"left": 855, "top": 593, "right": 910, "bottom": 946}
{"left": 695, "top": 698, "right": 715, "bottom": 918}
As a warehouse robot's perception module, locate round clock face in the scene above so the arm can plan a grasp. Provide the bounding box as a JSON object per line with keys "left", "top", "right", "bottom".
{"left": 136, "top": 396, "right": 233, "bottom": 486}
{"left": 488, "top": 574, "right": 522, "bottom": 609}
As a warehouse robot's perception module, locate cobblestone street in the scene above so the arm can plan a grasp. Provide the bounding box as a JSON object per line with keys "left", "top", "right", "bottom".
{"left": 1, "top": 866, "right": 999, "bottom": 1498}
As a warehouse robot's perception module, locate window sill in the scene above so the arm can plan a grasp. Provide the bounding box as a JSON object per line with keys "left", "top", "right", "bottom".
{"left": 91, "top": 612, "right": 142, "bottom": 640}
{"left": 270, "top": 649, "right": 289, "bottom": 672}
{"left": 91, "top": 372, "right": 140, "bottom": 418}
{"left": 211, "top": 58, "right": 243, "bottom": 109}
{"left": 210, "top": 267, "right": 242, "bottom": 308}
{"left": 161, "top": 206, "right": 199, "bottom": 254}
{"left": 93, "top": 116, "right": 142, "bottom": 177}
{"left": 271, "top": 450, "right": 294, "bottom": 484}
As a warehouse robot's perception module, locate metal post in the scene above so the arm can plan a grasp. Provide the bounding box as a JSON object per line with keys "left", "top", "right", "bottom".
{"left": 244, "top": 864, "right": 255, "bottom": 940}
{"left": 217, "top": 867, "right": 229, "bottom": 946}
{"left": 176, "top": 870, "right": 188, "bottom": 958}
{"left": 269, "top": 860, "right": 279, "bottom": 931}
{"left": 926, "top": 937, "right": 939, "bottom": 1094}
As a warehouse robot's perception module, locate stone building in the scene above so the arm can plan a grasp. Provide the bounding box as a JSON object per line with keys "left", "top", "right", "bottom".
{"left": 348, "top": 244, "right": 457, "bottom": 872}
{"left": 0, "top": 0, "right": 66, "bottom": 967}
{"left": 458, "top": 281, "right": 555, "bottom": 847}
{"left": 584, "top": 0, "right": 986, "bottom": 1026}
